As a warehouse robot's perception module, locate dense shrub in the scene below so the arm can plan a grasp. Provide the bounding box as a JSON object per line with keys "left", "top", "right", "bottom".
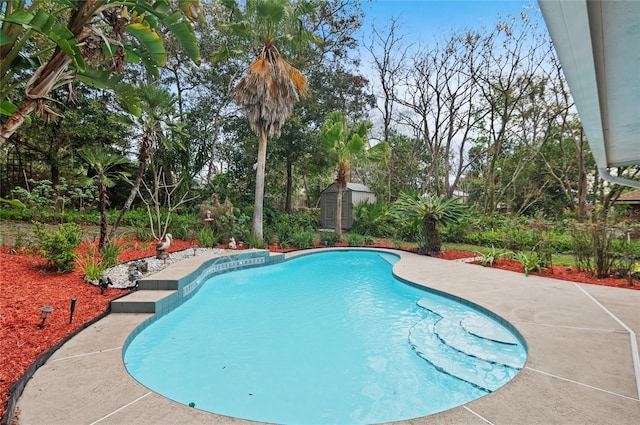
{"left": 10, "top": 180, "right": 55, "bottom": 209}
{"left": 450, "top": 214, "right": 576, "bottom": 254}
{"left": 351, "top": 202, "right": 395, "bottom": 237}
{"left": 247, "top": 234, "right": 267, "bottom": 249}
{"left": 266, "top": 211, "right": 319, "bottom": 247}
{"left": 290, "top": 231, "right": 315, "bottom": 249}
{"left": 33, "top": 222, "right": 83, "bottom": 272}
{"left": 346, "top": 233, "right": 365, "bottom": 247}
{"left": 168, "top": 214, "right": 196, "bottom": 240}
{"left": 319, "top": 230, "right": 340, "bottom": 246}
{"left": 120, "top": 208, "right": 149, "bottom": 227}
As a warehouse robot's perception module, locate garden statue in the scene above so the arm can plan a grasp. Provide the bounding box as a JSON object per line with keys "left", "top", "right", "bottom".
{"left": 156, "top": 233, "right": 172, "bottom": 259}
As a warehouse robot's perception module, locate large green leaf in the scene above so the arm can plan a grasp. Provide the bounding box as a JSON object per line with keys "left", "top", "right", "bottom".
{"left": 49, "top": 24, "right": 86, "bottom": 70}
{"left": 126, "top": 22, "right": 166, "bottom": 66}
{"left": 1, "top": 8, "right": 55, "bottom": 32}
{"left": 76, "top": 68, "right": 122, "bottom": 89}
{"left": 0, "top": 29, "right": 11, "bottom": 46}
{"left": 122, "top": 44, "right": 141, "bottom": 64}
{"left": 29, "top": 9, "right": 56, "bottom": 33}
{"left": 0, "top": 198, "right": 26, "bottom": 208}
{"left": 0, "top": 100, "right": 18, "bottom": 116}
{"left": 168, "top": 21, "right": 200, "bottom": 64}
{"left": 2, "top": 10, "right": 34, "bottom": 25}
{"left": 256, "top": 0, "right": 286, "bottom": 23}
{"left": 114, "top": 84, "right": 142, "bottom": 117}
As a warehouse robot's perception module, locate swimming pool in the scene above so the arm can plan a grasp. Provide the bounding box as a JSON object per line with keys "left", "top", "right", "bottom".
{"left": 124, "top": 250, "right": 527, "bottom": 424}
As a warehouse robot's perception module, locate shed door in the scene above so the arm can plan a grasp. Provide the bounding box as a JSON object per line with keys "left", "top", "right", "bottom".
{"left": 322, "top": 193, "right": 350, "bottom": 229}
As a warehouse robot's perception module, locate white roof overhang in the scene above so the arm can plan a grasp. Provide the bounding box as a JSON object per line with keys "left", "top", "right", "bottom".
{"left": 539, "top": 0, "right": 640, "bottom": 188}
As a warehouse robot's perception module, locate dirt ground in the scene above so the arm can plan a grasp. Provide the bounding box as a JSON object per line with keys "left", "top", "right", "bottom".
{"left": 0, "top": 220, "right": 136, "bottom": 247}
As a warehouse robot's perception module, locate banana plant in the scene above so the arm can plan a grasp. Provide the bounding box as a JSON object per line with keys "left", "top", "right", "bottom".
{"left": 0, "top": 0, "right": 205, "bottom": 145}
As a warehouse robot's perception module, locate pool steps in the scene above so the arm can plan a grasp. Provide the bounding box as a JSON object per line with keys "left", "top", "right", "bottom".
{"left": 111, "top": 250, "right": 285, "bottom": 314}
{"left": 409, "top": 297, "right": 526, "bottom": 392}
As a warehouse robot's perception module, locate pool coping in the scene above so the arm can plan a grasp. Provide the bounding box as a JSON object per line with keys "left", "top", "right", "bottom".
{"left": 13, "top": 248, "right": 640, "bottom": 424}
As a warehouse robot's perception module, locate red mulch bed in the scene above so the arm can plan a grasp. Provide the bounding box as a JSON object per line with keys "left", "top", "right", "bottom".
{"left": 436, "top": 249, "right": 639, "bottom": 289}
{"left": 1, "top": 243, "right": 637, "bottom": 419}
{"left": 0, "top": 237, "right": 197, "bottom": 419}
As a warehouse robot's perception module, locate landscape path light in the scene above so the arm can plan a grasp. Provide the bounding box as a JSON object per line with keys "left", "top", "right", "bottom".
{"left": 69, "top": 298, "right": 77, "bottom": 324}
{"left": 39, "top": 306, "right": 53, "bottom": 329}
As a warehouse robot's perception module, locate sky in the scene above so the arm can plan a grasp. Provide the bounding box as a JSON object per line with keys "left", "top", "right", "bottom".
{"left": 354, "top": 0, "right": 542, "bottom": 135}
{"left": 358, "top": 0, "right": 536, "bottom": 45}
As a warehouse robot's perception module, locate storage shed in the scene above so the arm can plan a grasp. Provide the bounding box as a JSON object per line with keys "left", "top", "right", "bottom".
{"left": 320, "top": 183, "right": 376, "bottom": 230}
{"left": 615, "top": 189, "right": 640, "bottom": 223}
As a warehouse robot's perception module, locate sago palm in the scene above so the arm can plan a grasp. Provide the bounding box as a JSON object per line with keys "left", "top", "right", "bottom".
{"left": 220, "top": 0, "right": 317, "bottom": 242}
{"left": 392, "top": 192, "right": 467, "bottom": 255}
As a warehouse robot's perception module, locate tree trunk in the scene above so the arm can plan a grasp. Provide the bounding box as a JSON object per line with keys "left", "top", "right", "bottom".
{"left": 335, "top": 184, "right": 343, "bottom": 239}
{"left": 251, "top": 128, "right": 268, "bottom": 242}
{"left": 285, "top": 159, "right": 293, "bottom": 213}
{"left": 335, "top": 161, "right": 347, "bottom": 240}
{"left": 108, "top": 136, "right": 152, "bottom": 242}
{"left": 98, "top": 182, "right": 109, "bottom": 251}
{"left": 576, "top": 127, "right": 587, "bottom": 222}
{"left": 302, "top": 174, "right": 311, "bottom": 208}
{"left": 50, "top": 150, "right": 60, "bottom": 189}
{"left": 1, "top": 46, "right": 75, "bottom": 145}
{"left": 420, "top": 217, "right": 441, "bottom": 256}
{"left": 0, "top": 100, "right": 38, "bottom": 145}
{"left": 385, "top": 158, "right": 392, "bottom": 203}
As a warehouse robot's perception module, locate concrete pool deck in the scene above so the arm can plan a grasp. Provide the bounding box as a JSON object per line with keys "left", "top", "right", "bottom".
{"left": 14, "top": 248, "right": 640, "bottom": 424}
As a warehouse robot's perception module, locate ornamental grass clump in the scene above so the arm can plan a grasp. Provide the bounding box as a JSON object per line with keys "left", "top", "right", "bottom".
{"left": 100, "top": 241, "right": 122, "bottom": 268}
{"left": 77, "top": 253, "right": 104, "bottom": 282}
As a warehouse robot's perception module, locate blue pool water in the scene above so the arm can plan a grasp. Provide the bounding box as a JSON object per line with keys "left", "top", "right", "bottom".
{"left": 124, "top": 250, "right": 527, "bottom": 424}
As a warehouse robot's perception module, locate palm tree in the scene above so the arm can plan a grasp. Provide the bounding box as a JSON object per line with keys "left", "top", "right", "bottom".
{"left": 319, "top": 111, "right": 371, "bottom": 239}
{"left": 108, "top": 83, "right": 181, "bottom": 242}
{"left": 392, "top": 192, "right": 467, "bottom": 255}
{"left": 77, "top": 146, "right": 130, "bottom": 250}
{"left": 220, "top": 0, "right": 317, "bottom": 242}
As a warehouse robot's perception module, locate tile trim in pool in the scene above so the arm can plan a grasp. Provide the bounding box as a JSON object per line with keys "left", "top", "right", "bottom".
{"left": 113, "top": 250, "right": 284, "bottom": 316}
{"left": 182, "top": 256, "right": 266, "bottom": 297}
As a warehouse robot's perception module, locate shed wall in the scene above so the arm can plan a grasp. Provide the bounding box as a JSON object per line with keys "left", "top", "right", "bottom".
{"left": 319, "top": 183, "right": 376, "bottom": 230}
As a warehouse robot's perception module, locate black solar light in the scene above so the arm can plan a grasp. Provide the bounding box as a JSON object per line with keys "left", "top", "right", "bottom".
{"left": 69, "top": 298, "right": 77, "bottom": 324}
{"left": 39, "top": 306, "right": 53, "bottom": 329}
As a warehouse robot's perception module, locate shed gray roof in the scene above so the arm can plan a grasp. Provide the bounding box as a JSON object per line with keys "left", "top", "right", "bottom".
{"left": 321, "top": 182, "right": 374, "bottom": 193}
{"left": 345, "top": 183, "right": 373, "bottom": 192}
{"left": 616, "top": 189, "right": 640, "bottom": 205}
